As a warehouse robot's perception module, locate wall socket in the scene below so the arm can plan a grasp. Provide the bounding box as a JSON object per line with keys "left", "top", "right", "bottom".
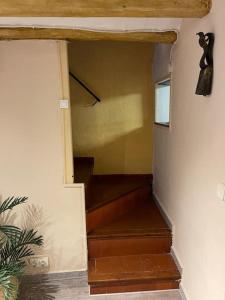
{"left": 28, "top": 256, "right": 49, "bottom": 268}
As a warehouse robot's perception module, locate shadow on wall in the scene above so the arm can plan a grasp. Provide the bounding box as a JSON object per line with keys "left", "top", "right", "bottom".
{"left": 75, "top": 126, "right": 153, "bottom": 174}
{"left": 0, "top": 196, "right": 53, "bottom": 274}
{"left": 7, "top": 202, "right": 81, "bottom": 299}
{"left": 0, "top": 197, "right": 59, "bottom": 298}
{"left": 21, "top": 204, "right": 52, "bottom": 272}
{"left": 69, "top": 41, "right": 154, "bottom": 174}
{"left": 21, "top": 204, "right": 77, "bottom": 276}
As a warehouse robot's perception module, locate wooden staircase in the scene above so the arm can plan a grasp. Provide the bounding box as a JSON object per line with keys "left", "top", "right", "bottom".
{"left": 74, "top": 157, "right": 181, "bottom": 295}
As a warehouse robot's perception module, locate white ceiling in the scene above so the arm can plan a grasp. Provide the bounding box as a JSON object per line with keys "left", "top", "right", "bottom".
{"left": 0, "top": 17, "right": 182, "bottom": 32}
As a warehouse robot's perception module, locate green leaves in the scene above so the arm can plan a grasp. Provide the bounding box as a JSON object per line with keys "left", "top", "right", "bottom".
{"left": 0, "top": 197, "right": 27, "bottom": 214}
{"left": 16, "top": 229, "right": 43, "bottom": 248}
{"left": 0, "top": 229, "right": 43, "bottom": 264}
{"left": 0, "top": 275, "right": 17, "bottom": 300}
{"left": 0, "top": 197, "right": 43, "bottom": 299}
{"left": 0, "top": 263, "right": 22, "bottom": 300}
{"left": 0, "top": 225, "right": 21, "bottom": 243}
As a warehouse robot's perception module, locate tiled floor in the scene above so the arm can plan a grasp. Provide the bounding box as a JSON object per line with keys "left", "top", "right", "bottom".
{"left": 19, "top": 273, "right": 182, "bottom": 300}
{"left": 79, "top": 290, "right": 182, "bottom": 300}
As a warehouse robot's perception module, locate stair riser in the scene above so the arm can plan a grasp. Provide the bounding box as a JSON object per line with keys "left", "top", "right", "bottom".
{"left": 90, "top": 279, "right": 180, "bottom": 294}
{"left": 86, "top": 185, "right": 151, "bottom": 233}
{"left": 88, "top": 236, "right": 172, "bottom": 258}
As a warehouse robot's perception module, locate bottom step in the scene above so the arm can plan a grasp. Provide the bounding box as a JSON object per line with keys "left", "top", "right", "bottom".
{"left": 90, "top": 279, "right": 180, "bottom": 295}
{"left": 88, "top": 254, "right": 181, "bottom": 295}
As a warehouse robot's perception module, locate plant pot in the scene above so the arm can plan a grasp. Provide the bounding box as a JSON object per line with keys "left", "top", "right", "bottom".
{"left": 0, "top": 286, "right": 3, "bottom": 300}
{"left": 0, "top": 277, "right": 19, "bottom": 300}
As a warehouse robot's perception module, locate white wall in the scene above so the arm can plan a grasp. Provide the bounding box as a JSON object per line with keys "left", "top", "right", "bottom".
{"left": 152, "top": 43, "right": 172, "bottom": 82}
{"left": 0, "top": 40, "right": 87, "bottom": 274}
{"left": 154, "top": 1, "right": 225, "bottom": 299}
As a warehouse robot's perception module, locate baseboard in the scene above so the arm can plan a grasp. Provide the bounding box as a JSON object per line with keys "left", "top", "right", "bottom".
{"left": 153, "top": 193, "right": 183, "bottom": 274}
{"left": 180, "top": 283, "right": 188, "bottom": 300}
{"left": 152, "top": 192, "right": 174, "bottom": 231}
{"left": 153, "top": 192, "right": 184, "bottom": 273}
{"left": 171, "top": 247, "right": 183, "bottom": 275}
{"left": 153, "top": 193, "right": 188, "bottom": 300}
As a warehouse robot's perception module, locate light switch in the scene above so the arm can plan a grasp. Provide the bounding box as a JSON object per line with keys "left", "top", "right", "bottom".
{"left": 217, "top": 183, "right": 225, "bottom": 201}
{"left": 59, "top": 99, "right": 69, "bottom": 109}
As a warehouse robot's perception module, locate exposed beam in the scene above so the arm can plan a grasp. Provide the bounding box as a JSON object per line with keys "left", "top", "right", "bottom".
{"left": 0, "top": 0, "right": 211, "bottom": 18}
{"left": 0, "top": 28, "right": 177, "bottom": 43}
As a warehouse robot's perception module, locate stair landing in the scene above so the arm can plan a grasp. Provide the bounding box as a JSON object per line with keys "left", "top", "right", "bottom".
{"left": 90, "top": 199, "right": 169, "bottom": 237}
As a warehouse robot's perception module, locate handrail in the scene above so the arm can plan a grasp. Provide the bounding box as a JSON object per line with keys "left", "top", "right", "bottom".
{"left": 69, "top": 71, "right": 101, "bottom": 104}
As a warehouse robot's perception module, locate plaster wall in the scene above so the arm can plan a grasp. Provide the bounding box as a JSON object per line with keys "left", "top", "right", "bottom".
{"left": 153, "top": 1, "right": 225, "bottom": 299}
{"left": 0, "top": 40, "right": 87, "bottom": 274}
{"left": 70, "top": 41, "right": 154, "bottom": 174}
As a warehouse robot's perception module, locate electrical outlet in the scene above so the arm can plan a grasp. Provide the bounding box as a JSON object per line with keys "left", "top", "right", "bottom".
{"left": 28, "top": 256, "right": 49, "bottom": 268}
{"left": 59, "top": 99, "right": 69, "bottom": 109}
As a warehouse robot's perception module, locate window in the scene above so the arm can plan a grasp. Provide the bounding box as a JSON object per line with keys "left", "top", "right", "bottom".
{"left": 155, "top": 78, "right": 171, "bottom": 127}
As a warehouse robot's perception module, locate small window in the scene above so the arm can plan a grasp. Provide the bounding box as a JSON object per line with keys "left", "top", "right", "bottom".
{"left": 155, "top": 78, "right": 171, "bottom": 127}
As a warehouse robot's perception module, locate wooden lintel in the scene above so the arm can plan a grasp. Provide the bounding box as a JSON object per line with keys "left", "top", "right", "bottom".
{"left": 0, "top": 0, "right": 211, "bottom": 18}
{"left": 0, "top": 28, "right": 177, "bottom": 43}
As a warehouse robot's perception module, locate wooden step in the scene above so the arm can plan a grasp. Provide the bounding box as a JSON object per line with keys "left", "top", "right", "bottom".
{"left": 86, "top": 174, "right": 152, "bottom": 211}
{"left": 86, "top": 185, "right": 151, "bottom": 233}
{"left": 88, "top": 254, "right": 181, "bottom": 294}
{"left": 88, "top": 200, "right": 172, "bottom": 258}
{"left": 86, "top": 174, "right": 181, "bottom": 295}
{"left": 88, "top": 235, "right": 172, "bottom": 259}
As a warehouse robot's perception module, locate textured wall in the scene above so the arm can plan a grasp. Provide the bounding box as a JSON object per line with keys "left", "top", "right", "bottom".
{"left": 0, "top": 40, "right": 87, "bottom": 274}
{"left": 153, "top": 1, "right": 225, "bottom": 299}
{"left": 152, "top": 43, "right": 172, "bottom": 82}
{"left": 69, "top": 41, "right": 154, "bottom": 174}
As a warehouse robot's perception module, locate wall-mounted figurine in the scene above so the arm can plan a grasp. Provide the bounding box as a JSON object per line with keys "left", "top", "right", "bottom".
{"left": 196, "top": 32, "right": 214, "bottom": 96}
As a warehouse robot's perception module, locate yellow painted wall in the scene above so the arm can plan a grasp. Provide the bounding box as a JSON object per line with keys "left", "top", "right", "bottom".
{"left": 69, "top": 41, "right": 154, "bottom": 174}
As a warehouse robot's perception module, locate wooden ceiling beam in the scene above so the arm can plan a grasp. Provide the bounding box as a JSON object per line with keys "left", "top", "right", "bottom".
{"left": 0, "top": 28, "right": 177, "bottom": 43}
{"left": 0, "top": 0, "right": 211, "bottom": 18}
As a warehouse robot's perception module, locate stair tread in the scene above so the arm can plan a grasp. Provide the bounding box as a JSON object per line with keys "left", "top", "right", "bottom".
{"left": 86, "top": 174, "right": 152, "bottom": 211}
{"left": 88, "top": 198, "right": 170, "bottom": 238}
{"left": 89, "top": 254, "right": 180, "bottom": 284}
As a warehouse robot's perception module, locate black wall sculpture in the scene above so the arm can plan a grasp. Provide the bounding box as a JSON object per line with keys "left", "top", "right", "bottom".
{"left": 196, "top": 32, "right": 214, "bottom": 96}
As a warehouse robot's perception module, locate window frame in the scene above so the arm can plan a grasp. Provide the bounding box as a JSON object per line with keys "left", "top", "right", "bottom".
{"left": 154, "top": 76, "right": 171, "bottom": 128}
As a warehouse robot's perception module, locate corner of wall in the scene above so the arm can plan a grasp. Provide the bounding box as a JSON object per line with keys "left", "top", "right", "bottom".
{"left": 152, "top": 190, "right": 174, "bottom": 232}
{"left": 179, "top": 283, "right": 189, "bottom": 300}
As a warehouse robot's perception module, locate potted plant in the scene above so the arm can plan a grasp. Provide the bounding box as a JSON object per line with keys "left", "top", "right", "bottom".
{"left": 0, "top": 197, "right": 43, "bottom": 300}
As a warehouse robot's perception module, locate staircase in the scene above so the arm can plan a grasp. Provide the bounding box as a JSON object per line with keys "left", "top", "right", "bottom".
{"left": 74, "top": 157, "right": 181, "bottom": 295}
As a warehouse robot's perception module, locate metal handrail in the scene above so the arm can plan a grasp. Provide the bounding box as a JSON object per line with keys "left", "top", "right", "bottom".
{"left": 69, "top": 71, "right": 101, "bottom": 104}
